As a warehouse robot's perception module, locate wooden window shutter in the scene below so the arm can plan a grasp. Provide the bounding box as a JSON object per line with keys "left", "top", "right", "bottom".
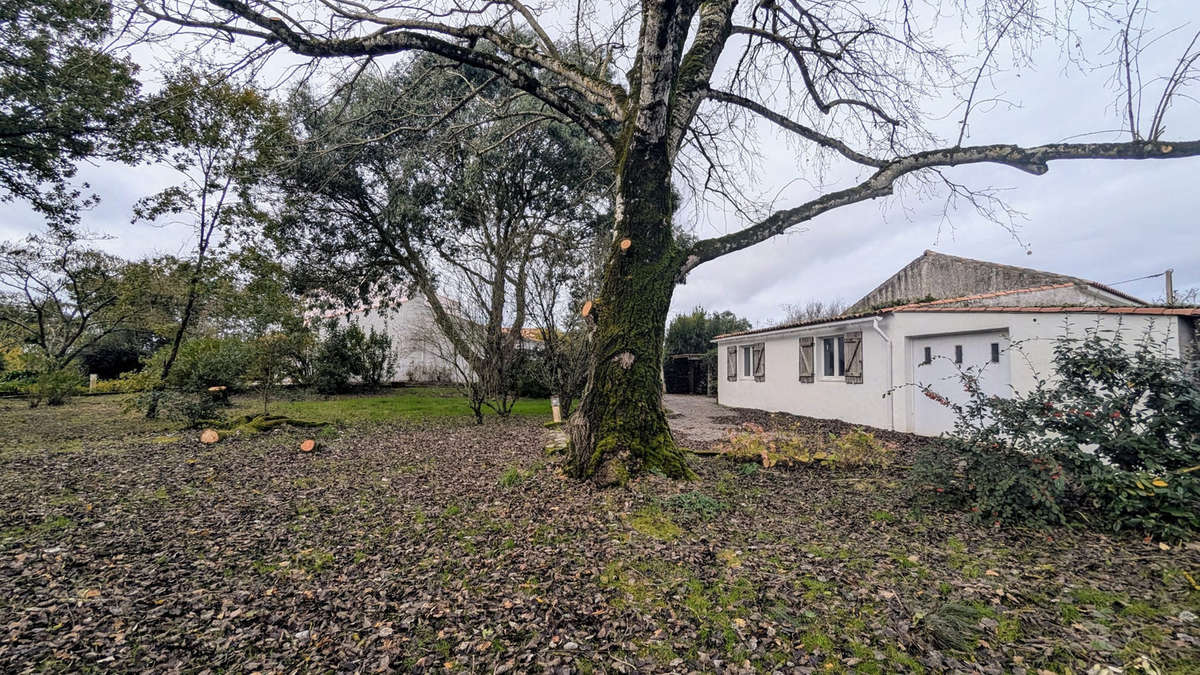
{"left": 727, "top": 346, "right": 737, "bottom": 381}
{"left": 752, "top": 342, "right": 766, "bottom": 382}
{"left": 798, "top": 336, "right": 814, "bottom": 383}
{"left": 845, "top": 331, "right": 864, "bottom": 384}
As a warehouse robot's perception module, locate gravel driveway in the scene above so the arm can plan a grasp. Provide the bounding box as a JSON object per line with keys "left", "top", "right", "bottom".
{"left": 663, "top": 394, "right": 733, "bottom": 444}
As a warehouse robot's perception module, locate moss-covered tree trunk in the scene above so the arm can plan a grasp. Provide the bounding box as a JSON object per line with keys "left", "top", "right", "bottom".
{"left": 566, "top": 140, "right": 691, "bottom": 485}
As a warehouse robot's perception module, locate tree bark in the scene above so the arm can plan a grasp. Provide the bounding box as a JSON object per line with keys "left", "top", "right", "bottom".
{"left": 566, "top": 140, "right": 691, "bottom": 485}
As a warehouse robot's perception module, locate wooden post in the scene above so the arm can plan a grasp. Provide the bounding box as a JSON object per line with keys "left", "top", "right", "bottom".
{"left": 550, "top": 395, "right": 562, "bottom": 423}
{"left": 89, "top": 374, "right": 97, "bottom": 391}
{"left": 1166, "top": 268, "right": 1175, "bottom": 305}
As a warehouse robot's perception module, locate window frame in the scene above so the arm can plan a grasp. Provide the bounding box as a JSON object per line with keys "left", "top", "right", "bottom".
{"left": 820, "top": 334, "right": 846, "bottom": 380}
{"left": 741, "top": 345, "right": 754, "bottom": 380}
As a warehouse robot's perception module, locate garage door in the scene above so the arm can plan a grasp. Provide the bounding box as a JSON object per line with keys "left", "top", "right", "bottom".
{"left": 910, "top": 331, "right": 1010, "bottom": 436}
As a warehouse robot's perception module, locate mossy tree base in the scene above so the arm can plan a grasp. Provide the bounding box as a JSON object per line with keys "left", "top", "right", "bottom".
{"left": 566, "top": 138, "right": 694, "bottom": 486}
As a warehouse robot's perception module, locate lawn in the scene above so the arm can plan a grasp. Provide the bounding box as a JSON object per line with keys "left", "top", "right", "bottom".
{"left": 227, "top": 387, "right": 552, "bottom": 425}
{"left": 0, "top": 394, "right": 1196, "bottom": 672}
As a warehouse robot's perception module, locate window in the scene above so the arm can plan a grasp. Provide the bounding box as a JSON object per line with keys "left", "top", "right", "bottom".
{"left": 922, "top": 346, "right": 932, "bottom": 365}
{"left": 742, "top": 345, "right": 752, "bottom": 378}
{"left": 822, "top": 336, "right": 845, "bottom": 377}
{"left": 954, "top": 345, "right": 963, "bottom": 364}
{"left": 990, "top": 342, "right": 1000, "bottom": 363}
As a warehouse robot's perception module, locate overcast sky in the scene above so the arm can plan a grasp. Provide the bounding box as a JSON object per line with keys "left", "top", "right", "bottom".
{"left": 2, "top": 2, "right": 1197, "bottom": 328}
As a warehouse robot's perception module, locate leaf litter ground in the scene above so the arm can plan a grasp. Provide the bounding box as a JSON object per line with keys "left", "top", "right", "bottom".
{"left": 0, "top": 396, "right": 1196, "bottom": 673}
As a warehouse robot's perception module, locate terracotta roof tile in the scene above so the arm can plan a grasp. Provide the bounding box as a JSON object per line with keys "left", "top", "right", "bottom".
{"left": 894, "top": 305, "right": 1200, "bottom": 316}
{"left": 713, "top": 301, "right": 1199, "bottom": 342}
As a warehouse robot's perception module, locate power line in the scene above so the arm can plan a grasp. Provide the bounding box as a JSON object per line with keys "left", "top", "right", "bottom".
{"left": 1107, "top": 271, "right": 1166, "bottom": 286}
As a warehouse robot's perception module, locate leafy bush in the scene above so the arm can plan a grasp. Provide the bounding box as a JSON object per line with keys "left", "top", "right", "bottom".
{"left": 129, "top": 389, "right": 223, "bottom": 427}
{"left": 828, "top": 428, "right": 893, "bottom": 469}
{"left": 0, "top": 369, "right": 36, "bottom": 395}
{"left": 88, "top": 371, "right": 150, "bottom": 394}
{"left": 910, "top": 328, "right": 1200, "bottom": 540}
{"left": 358, "top": 326, "right": 394, "bottom": 388}
{"left": 311, "top": 322, "right": 396, "bottom": 393}
{"left": 25, "top": 368, "right": 83, "bottom": 407}
{"left": 313, "top": 322, "right": 365, "bottom": 394}
{"left": 166, "top": 337, "right": 251, "bottom": 392}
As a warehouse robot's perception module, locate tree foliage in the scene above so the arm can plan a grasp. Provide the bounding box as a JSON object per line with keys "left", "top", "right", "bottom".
{"left": 130, "top": 0, "right": 1200, "bottom": 483}
{"left": 0, "top": 228, "right": 144, "bottom": 372}
{"left": 272, "top": 55, "right": 609, "bottom": 413}
{"left": 665, "top": 307, "right": 751, "bottom": 357}
{"left": 1, "top": 0, "right": 152, "bottom": 221}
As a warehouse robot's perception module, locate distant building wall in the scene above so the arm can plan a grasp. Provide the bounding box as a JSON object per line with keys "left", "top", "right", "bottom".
{"left": 848, "top": 251, "right": 1080, "bottom": 313}
{"left": 323, "top": 297, "right": 463, "bottom": 384}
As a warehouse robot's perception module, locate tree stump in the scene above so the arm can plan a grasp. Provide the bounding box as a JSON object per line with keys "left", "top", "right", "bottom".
{"left": 199, "top": 428, "right": 220, "bottom": 444}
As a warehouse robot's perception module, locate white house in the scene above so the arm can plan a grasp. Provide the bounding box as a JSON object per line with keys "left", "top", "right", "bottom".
{"left": 312, "top": 295, "right": 463, "bottom": 383}
{"left": 312, "top": 294, "right": 544, "bottom": 385}
{"left": 714, "top": 252, "right": 1198, "bottom": 436}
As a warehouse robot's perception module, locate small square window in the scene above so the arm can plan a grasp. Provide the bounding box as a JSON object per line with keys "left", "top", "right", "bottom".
{"left": 990, "top": 342, "right": 1000, "bottom": 363}
{"left": 954, "top": 345, "right": 963, "bottom": 364}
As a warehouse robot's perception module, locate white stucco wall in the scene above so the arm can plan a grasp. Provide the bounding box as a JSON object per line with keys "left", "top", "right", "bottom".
{"left": 326, "top": 297, "right": 463, "bottom": 383}
{"left": 716, "top": 317, "right": 895, "bottom": 430}
{"left": 716, "top": 311, "right": 1194, "bottom": 435}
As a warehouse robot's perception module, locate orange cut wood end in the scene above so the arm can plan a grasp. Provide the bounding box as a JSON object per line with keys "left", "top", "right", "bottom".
{"left": 200, "top": 429, "right": 220, "bottom": 444}
{"left": 207, "top": 386, "right": 226, "bottom": 392}
{"left": 299, "top": 439, "right": 317, "bottom": 453}
{"left": 619, "top": 238, "right": 631, "bottom": 251}
{"left": 581, "top": 300, "right": 593, "bottom": 317}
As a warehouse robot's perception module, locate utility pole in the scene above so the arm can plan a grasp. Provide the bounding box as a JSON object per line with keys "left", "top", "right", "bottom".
{"left": 1165, "top": 268, "right": 1175, "bottom": 305}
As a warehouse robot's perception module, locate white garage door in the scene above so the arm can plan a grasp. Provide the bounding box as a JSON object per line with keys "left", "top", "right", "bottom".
{"left": 910, "top": 331, "right": 1010, "bottom": 436}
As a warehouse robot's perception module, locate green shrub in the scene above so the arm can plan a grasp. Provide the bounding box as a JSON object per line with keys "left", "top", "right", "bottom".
{"left": 359, "top": 327, "right": 394, "bottom": 388}
{"left": 910, "top": 328, "right": 1200, "bottom": 540}
{"left": 167, "top": 337, "right": 251, "bottom": 392}
{"left": 129, "top": 389, "right": 223, "bottom": 427}
{"left": 313, "top": 322, "right": 366, "bottom": 394}
{"left": 88, "top": 370, "right": 150, "bottom": 394}
{"left": 0, "top": 369, "right": 35, "bottom": 395}
{"left": 25, "top": 368, "right": 84, "bottom": 407}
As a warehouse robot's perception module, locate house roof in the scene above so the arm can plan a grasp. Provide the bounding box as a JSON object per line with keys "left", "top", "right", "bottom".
{"left": 714, "top": 288, "right": 1199, "bottom": 341}
{"left": 845, "top": 250, "right": 1147, "bottom": 313}
{"left": 895, "top": 305, "right": 1200, "bottom": 316}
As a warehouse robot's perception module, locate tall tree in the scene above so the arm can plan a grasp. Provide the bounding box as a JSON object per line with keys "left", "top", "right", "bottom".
{"left": 0, "top": 228, "right": 141, "bottom": 372}
{"left": 1, "top": 0, "right": 151, "bottom": 222}
{"left": 272, "top": 58, "right": 609, "bottom": 415}
{"left": 132, "top": 0, "right": 1200, "bottom": 484}
{"left": 134, "top": 71, "right": 281, "bottom": 393}
{"left": 665, "top": 307, "right": 751, "bottom": 356}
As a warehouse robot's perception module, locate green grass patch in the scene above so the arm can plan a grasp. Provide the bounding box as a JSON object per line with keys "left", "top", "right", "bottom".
{"left": 629, "top": 505, "right": 682, "bottom": 540}
{"left": 1070, "top": 587, "right": 1126, "bottom": 609}
{"left": 666, "top": 490, "right": 727, "bottom": 520}
{"left": 870, "top": 510, "right": 896, "bottom": 523}
{"left": 231, "top": 388, "right": 550, "bottom": 425}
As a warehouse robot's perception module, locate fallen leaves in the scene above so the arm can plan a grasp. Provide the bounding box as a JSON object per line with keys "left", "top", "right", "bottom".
{"left": 0, "top": 404, "right": 1194, "bottom": 673}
